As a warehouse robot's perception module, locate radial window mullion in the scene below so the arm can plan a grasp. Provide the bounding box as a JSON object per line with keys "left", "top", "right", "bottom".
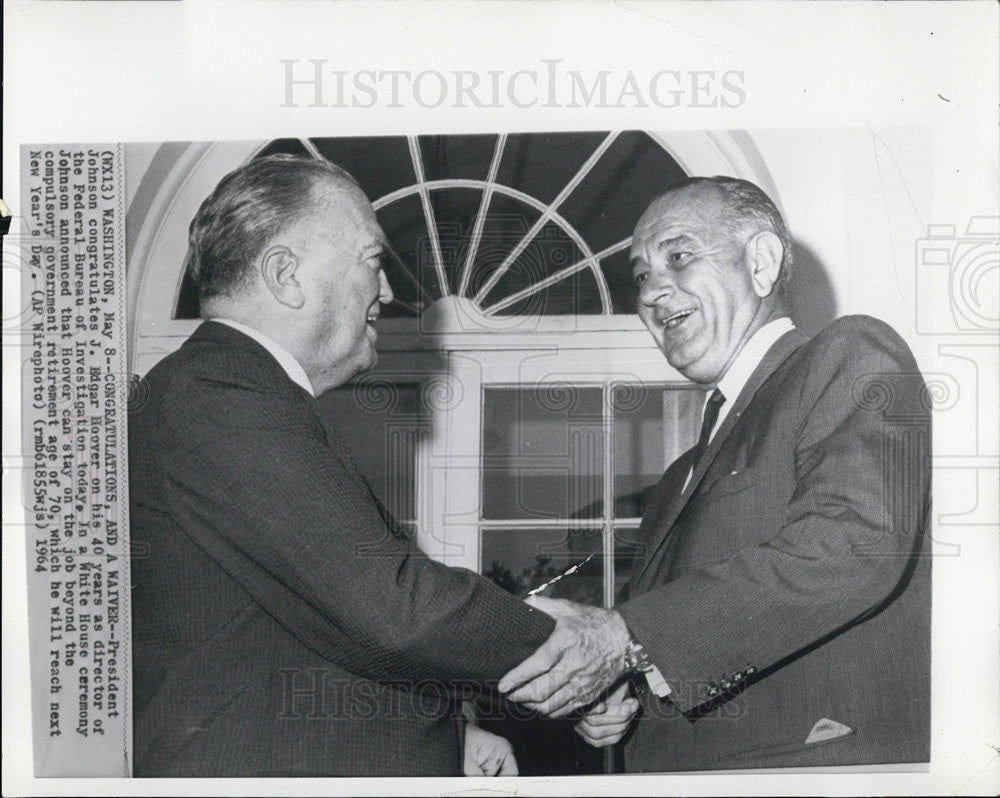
{"left": 457, "top": 134, "right": 507, "bottom": 299}
{"left": 472, "top": 131, "right": 619, "bottom": 305}
{"left": 406, "top": 136, "right": 450, "bottom": 297}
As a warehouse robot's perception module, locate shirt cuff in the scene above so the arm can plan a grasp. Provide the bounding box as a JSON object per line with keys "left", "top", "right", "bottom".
{"left": 642, "top": 664, "right": 672, "bottom": 698}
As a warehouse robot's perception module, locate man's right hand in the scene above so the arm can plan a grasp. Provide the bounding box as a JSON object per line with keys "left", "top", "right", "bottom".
{"left": 499, "top": 596, "right": 630, "bottom": 717}
{"left": 574, "top": 682, "right": 640, "bottom": 747}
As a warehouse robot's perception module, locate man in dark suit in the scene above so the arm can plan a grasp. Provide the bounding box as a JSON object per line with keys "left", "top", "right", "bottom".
{"left": 499, "top": 176, "right": 931, "bottom": 771}
{"left": 129, "top": 155, "right": 555, "bottom": 777}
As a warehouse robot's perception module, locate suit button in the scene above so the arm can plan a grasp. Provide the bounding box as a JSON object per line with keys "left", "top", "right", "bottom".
{"left": 708, "top": 687, "right": 718, "bottom": 697}
{"left": 733, "top": 672, "right": 742, "bottom": 682}
{"left": 746, "top": 666, "right": 756, "bottom": 675}
{"left": 721, "top": 679, "right": 732, "bottom": 690}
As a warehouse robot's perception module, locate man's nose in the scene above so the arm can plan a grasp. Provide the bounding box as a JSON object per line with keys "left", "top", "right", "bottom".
{"left": 378, "top": 268, "right": 394, "bottom": 304}
{"left": 638, "top": 268, "right": 674, "bottom": 307}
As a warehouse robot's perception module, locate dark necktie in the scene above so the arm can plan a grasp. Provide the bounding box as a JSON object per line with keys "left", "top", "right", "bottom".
{"left": 690, "top": 388, "right": 726, "bottom": 474}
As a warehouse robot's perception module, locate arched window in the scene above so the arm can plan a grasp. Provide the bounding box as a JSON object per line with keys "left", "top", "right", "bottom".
{"left": 174, "top": 131, "right": 686, "bottom": 321}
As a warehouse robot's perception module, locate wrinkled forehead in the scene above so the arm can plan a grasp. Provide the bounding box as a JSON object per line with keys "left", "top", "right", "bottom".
{"left": 313, "top": 175, "right": 372, "bottom": 218}
{"left": 630, "top": 185, "right": 728, "bottom": 262}
{"left": 304, "top": 178, "right": 383, "bottom": 241}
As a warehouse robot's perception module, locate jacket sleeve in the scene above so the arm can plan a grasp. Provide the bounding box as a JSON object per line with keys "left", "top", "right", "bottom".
{"left": 153, "top": 371, "right": 554, "bottom": 688}
{"left": 617, "top": 317, "right": 931, "bottom": 713}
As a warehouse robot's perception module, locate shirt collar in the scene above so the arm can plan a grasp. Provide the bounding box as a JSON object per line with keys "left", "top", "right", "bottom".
{"left": 209, "top": 318, "right": 315, "bottom": 397}
{"left": 716, "top": 316, "right": 796, "bottom": 408}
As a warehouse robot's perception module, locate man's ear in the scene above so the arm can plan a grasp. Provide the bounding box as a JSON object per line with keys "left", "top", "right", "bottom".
{"left": 260, "top": 245, "right": 305, "bottom": 309}
{"left": 744, "top": 231, "right": 783, "bottom": 298}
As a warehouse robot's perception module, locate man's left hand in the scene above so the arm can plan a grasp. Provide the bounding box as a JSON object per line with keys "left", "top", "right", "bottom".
{"left": 463, "top": 724, "right": 518, "bottom": 776}
{"left": 575, "top": 682, "right": 641, "bottom": 747}
{"left": 498, "top": 596, "right": 630, "bottom": 717}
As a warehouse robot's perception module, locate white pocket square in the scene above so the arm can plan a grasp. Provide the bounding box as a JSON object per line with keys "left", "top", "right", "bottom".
{"left": 805, "top": 718, "right": 854, "bottom": 744}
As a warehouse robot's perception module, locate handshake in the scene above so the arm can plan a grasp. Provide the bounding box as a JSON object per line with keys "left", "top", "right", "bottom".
{"left": 497, "top": 596, "right": 643, "bottom": 748}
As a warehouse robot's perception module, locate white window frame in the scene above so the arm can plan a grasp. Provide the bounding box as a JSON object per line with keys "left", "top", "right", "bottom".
{"left": 371, "top": 346, "right": 690, "bottom": 609}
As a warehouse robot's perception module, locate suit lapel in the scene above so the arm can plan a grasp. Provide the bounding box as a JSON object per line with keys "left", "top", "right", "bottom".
{"left": 631, "top": 329, "right": 807, "bottom": 590}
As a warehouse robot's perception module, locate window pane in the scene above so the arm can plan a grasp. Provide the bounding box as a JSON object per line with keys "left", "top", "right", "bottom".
{"left": 426, "top": 186, "right": 485, "bottom": 297}
{"left": 481, "top": 527, "right": 603, "bottom": 606}
{"left": 495, "top": 131, "right": 612, "bottom": 206}
{"left": 613, "top": 385, "right": 703, "bottom": 518}
{"left": 482, "top": 387, "right": 603, "bottom": 520}
{"left": 598, "top": 248, "right": 637, "bottom": 315}
{"left": 417, "top": 133, "right": 498, "bottom": 182}
{"left": 314, "top": 382, "right": 425, "bottom": 522}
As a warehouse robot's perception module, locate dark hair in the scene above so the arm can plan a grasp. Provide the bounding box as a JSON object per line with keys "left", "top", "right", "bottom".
{"left": 185, "top": 154, "right": 358, "bottom": 300}
{"left": 662, "top": 175, "right": 793, "bottom": 288}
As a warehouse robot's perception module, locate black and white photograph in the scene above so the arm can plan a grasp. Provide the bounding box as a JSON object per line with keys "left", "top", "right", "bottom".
{"left": 3, "top": 3, "right": 997, "bottom": 796}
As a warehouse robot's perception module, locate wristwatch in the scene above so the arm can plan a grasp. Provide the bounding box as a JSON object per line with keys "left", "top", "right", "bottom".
{"left": 624, "top": 637, "right": 673, "bottom": 697}
{"left": 623, "top": 637, "right": 653, "bottom": 673}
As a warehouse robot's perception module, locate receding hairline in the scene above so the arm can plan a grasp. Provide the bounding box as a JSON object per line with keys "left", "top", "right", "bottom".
{"left": 294, "top": 168, "right": 365, "bottom": 214}
{"left": 632, "top": 181, "right": 728, "bottom": 241}
{"left": 281, "top": 171, "right": 375, "bottom": 237}
{"left": 649, "top": 181, "right": 731, "bottom": 219}
{"left": 309, "top": 167, "right": 365, "bottom": 199}
{"left": 638, "top": 180, "right": 786, "bottom": 243}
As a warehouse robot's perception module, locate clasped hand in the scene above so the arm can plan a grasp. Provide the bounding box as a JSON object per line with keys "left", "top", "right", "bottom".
{"left": 463, "top": 724, "right": 518, "bottom": 776}
{"left": 574, "top": 682, "right": 641, "bottom": 747}
{"left": 497, "top": 596, "right": 632, "bottom": 718}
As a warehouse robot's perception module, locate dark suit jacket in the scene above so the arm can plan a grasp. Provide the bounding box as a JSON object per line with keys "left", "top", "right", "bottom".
{"left": 129, "top": 321, "right": 555, "bottom": 777}
{"left": 617, "top": 315, "right": 931, "bottom": 771}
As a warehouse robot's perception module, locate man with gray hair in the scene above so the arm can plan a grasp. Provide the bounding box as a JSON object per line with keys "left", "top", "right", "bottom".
{"left": 129, "top": 155, "right": 555, "bottom": 777}
{"left": 499, "top": 176, "right": 931, "bottom": 771}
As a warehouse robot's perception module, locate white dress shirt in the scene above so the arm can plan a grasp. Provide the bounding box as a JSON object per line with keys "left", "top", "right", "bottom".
{"left": 680, "top": 317, "right": 796, "bottom": 494}
{"left": 210, "top": 318, "right": 315, "bottom": 397}
{"left": 709, "top": 316, "right": 796, "bottom": 442}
